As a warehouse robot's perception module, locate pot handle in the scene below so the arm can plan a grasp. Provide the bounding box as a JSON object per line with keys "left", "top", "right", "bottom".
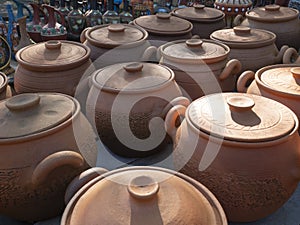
{"left": 64, "top": 167, "right": 108, "bottom": 204}
{"left": 80, "top": 27, "right": 91, "bottom": 43}
{"left": 275, "top": 45, "right": 289, "bottom": 63}
{"left": 32, "top": 151, "right": 84, "bottom": 186}
{"left": 283, "top": 47, "right": 300, "bottom": 64}
{"left": 162, "top": 96, "right": 190, "bottom": 119}
{"left": 165, "top": 104, "right": 188, "bottom": 141}
{"left": 236, "top": 70, "right": 255, "bottom": 93}
{"left": 233, "top": 14, "right": 244, "bottom": 27}
{"left": 141, "top": 46, "right": 158, "bottom": 62}
{"left": 219, "top": 59, "right": 242, "bottom": 81}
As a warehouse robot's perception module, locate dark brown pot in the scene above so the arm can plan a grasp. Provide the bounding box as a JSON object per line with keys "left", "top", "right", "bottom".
{"left": 0, "top": 93, "right": 98, "bottom": 222}
{"left": 61, "top": 166, "right": 228, "bottom": 225}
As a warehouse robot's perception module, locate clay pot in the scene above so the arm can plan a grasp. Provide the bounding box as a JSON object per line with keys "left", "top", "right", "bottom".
{"left": 132, "top": 13, "right": 193, "bottom": 46}
{"left": 237, "top": 65, "right": 300, "bottom": 131}
{"left": 14, "top": 40, "right": 93, "bottom": 96}
{"left": 158, "top": 38, "right": 242, "bottom": 100}
{"left": 61, "top": 166, "right": 228, "bottom": 225}
{"left": 86, "top": 62, "right": 185, "bottom": 157}
{"left": 0, "top": 93, "right": 98, "bottom": 222}
{"left": 0, "top": 72, "right": 12, "bottom": 100}
{"left": 233, "top": 5, "right": 300, "bottom": 50}
{"left": 81, "top": 24, "right": 156, "bottom": 65}
{"left": 283, "top": 47, "right": 300, "bottom": 64}
{"left": 165, "top": 92, "right": 300, "bottom": 222}
{"left": 210, "top": 26, "right": 289, "bottom": 72}
{"left": 171, "top": 4, "right": 226, "bottom": 39}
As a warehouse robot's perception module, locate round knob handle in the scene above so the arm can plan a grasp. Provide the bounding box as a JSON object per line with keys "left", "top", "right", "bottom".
{"left": 233, "top": 26, "right": 251, "bottom": 35}
{"left": 186, "top": 39, "right": 203, "bottom": 47}
{"left": 5, "top": 94, "right": 40, "bottom": 111}
{"left": 45, "top": 40, "right": 62, "bottom": 50}
{"left": 128, "top": 175, "right": 159, "bottom": 199}
{"left": 108, "top": 24, "right": 125, "bottom": 32}
{"left": 123, "top": 63, "right": 143, "bottom": 73}
{"left": 227, "top": 96, "right": 255, "bottom": 112}
{"left": 194, "top": 4, "right": 205, "bottom": 10}
{"left": 156, "top": 13, "right": 171, "bottom": 19}
{"left": 265, "top": 4, "right": 280, "bottom": 11}
{"left": 291, "top": 67, "right": 300, "bottom": 84}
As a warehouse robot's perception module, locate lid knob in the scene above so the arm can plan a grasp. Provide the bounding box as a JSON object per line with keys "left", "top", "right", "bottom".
{"left": 291, "top": 67, "right": 300, "bottom": 84}
{"left": 156, "top": 13, "right": 171, "bottom": 19}
{"left": 186, "top": 39, "right": 203, "bottom": 47}
{"left": 194, "top": 4, "right": 205, "bottom": 10}
{"left": 227, "top": 96, "right": 255, "bottom": 112}
{"left": 233, "top": 26, "right": 251, "bottom": 35}
{"left": 45, "top": 40, "right": 62, "bottom": 50}
{"left": 123, "top": 63, "right": 144, "bottom": 73}
{"left": 108, "top": 24, "right": 126, "bottom": 32}
{"left": 265, "top": 4, "right": 280, "bottom": 11}
{"left": 5, "top": 94, "right": 40, "bottom": 111}
{"left": 128, "top": 175, "right": 159, "bottom": 199}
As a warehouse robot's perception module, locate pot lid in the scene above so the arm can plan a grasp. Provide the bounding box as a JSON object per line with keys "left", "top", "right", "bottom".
{"left": 246, "top": 5, "right": 299, "bottom": 22}
{"left": 16, "top": 40, "right": 90, "bottom": 72}
{"left": 172, "top": 4, "right": 224, "bottom": 22}
{"left": 210, "top": 26, "right": 276, "bottom": 48}
{"left": 259, "top": 66, "right": 300, "bottom": 96}
{"left": 85, "top": 24, "right": 148, "bottom": 48}
{"left": 133, "top": 13, "right": 193, "bottom": 35}
{"left": 187, "top": 93, "right": 296, "bottom": 142}
{"left": 0, "top": 93, "right": 75, "bottom": 139}
{"left": 160, "top": 39, "right": 229, "bottom": 64}
{"left": 67, "top": 167, "right": 226, "bottom": 225}
{"left": 92, "top": 62, "right": 174, "bottom": 92}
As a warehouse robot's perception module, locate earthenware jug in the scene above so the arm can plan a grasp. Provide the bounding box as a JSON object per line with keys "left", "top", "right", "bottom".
{"left": 165, "top": 92, "right": 300, "bottom": 222}
{"left": 233, "top": 5, "right": 300, "bottom": 50}
{"left": 237, "top": 64, "right": 300, "bottom": 131}
{"left": 158, "top": 38, "right": 242, "bottom": 100}
{"left": 15, "top": 16, "right": 32, "bottom": 52}
{"left": 0, "top": 93, "right": 98, "bottom": 222}
{"left": 14, "top": 40, "right": 93, "bottom": 96}
{"left": 61, "top": 166, "right": 228, "bottom": 225}
{"left": 85, "top": 62, "right": 185, "bottom": 157}
{"left": 171, "top": 4, "right": 226, "bottom": 39}
{"left": 210, "top": 26, "right": 289, "bottom": 71}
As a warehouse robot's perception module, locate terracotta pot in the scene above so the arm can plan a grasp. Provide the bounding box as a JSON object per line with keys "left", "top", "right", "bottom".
{"left": 237, "top": 65, "right": 300, "bottom": 132}
{"left": 233, "top": 5, "right": 300, "bottom": 50}
{"left": 14, "top": 40, "right": 93, "bottom": 96}
{"left": 86, "top": 62, "right": 186, "bottom": 157}
{"left": 61, "top": 166, "right": 228, "bottom": 225}
{"left": 210, "top": 26, "right": 289, "bottom": 72}
{"left": 0, "top": 93, "right": 98, "bottom": 222}
{"left": 81, "top": 24, "right": 157, "bottom": 65}
{"left": 283, "top": 47, "right": 300, "bottom": 64}
{"left": 132, "top": 13, "right": 193, "bottom": 46}
{"left": 0, "top": 72, "right": 12, "bottom": 100}
{"left": 172, "top": 4, "right": 226, "bottom": 39}
{"left": 158, "top": 38, "right": 242, "bottom": 100}
{"left": 165, "top": 92, "right": 300, "bottom": 222}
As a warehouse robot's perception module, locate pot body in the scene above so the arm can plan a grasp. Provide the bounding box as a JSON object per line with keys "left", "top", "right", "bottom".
{"left": 14, "top": 59, "right": 93, "bottom": 96}
{"left": 168, "top": 111, "right": 300, "bottom": 222}
{"left": 189, "top": 19, "right": 226, "bottom": 39}
{"left": 238, "top": 17, "right": 300, "bottom": 50}
{"left": 146, "top": 32, "right": 193, "bottom": 47}
{"left": 0, "top": 72, "right": 12, "bottom": 100}
{"left": 0, "top": 96, "right": 98, "bottom": 222}
{"left": 160, "top": 57, "right": 240, "bottom": 100}
{"left": 86, "top": 76, "right": 184, "bottom": 157}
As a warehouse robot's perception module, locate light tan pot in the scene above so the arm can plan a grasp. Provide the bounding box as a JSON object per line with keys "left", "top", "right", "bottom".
{"left": 61, "top": 166, "right": 228, "bottom": 225}
{"left": 165, "top": 92, "right": 300, "bottom": 222}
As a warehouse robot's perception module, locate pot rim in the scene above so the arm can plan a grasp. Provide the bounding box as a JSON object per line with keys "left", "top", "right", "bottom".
{"left": 183, "top": 97, "right": 299, "bottom": 147}
{"left": 61, "top": 166, "right": 228, "bottom": 225}
{"left": 90, "top": 63, "right": 176, "bottom": 94}
{"left": 85, "top": 24, "right": 149, "bottom": 49}
{"left": 255, "top": 64, "right": 300, "bottom": 99}
{"left": 15, "top": 40, "right": 91, "bottom": 72}
{"left": 159, "top": 39, "right": 230, "bottom": 64}
{"left": 0, "top": 93, "right": 81, "bottom": 144}
{"left": 0, "top": 72, "right": 8, "bottom": 94}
